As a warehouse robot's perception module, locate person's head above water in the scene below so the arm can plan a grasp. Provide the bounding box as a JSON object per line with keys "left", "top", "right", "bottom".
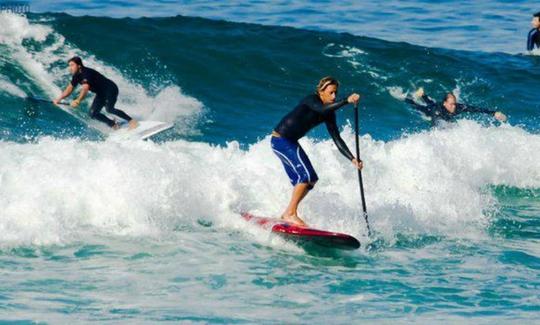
{"left": 68, "top": 56, "right": 84, "bottom": 75}
{"left": 442, "top": 93, "right": 457, "bottom": 113}
{"left": 316, "top": 76, "right": 339, "bottom": 104}
{"left": 532, "top": 12, "right": 540, "bottom": 29}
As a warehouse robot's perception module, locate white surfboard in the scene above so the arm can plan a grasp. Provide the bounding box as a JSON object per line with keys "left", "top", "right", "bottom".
{"left": 28, "top": 97, "right": 173, "bottom": 140}
{"left": 108, "top": 121, "right": 174, "bottom": 140}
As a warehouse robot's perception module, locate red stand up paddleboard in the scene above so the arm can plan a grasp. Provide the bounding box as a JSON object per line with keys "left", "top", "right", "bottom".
{"left": 241, "top": 212, "right": 360, "bottom": 250}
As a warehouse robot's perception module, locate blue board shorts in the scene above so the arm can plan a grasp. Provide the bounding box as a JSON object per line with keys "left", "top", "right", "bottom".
{"left": 271, "top": 136, "right": 318, "bottom": 187}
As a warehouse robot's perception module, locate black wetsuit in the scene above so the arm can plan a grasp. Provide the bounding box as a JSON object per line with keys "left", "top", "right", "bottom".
{"left": 274, "top": 94, "right": 354, "bottom": 160}
{"left": 527, "top": 28, "right": 540, "bottom": 51}
{"left": 405, "top": 95, "right": 495, "bottom": 126}
{"left": 71, "top": 67, "right": 132, "bottom": 127}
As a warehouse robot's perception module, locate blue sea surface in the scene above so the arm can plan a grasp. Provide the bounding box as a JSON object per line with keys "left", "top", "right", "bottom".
{"left": 28, "top": 0, "right": 535, "bottom": 53}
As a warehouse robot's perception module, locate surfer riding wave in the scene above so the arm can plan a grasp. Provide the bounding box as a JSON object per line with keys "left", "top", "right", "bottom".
{"left": 271, "top": 76, "right": 362, "bottom": 226}
{"left": 54, "top": 56, "right": 138, "bottom": 130}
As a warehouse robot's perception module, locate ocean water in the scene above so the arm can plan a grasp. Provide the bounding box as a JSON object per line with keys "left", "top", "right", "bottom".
{"left": 0, "top": 2, "right": 539, "bottom": 323}
{"left": 28, "top": 0, "right": 536, "bottom": 54}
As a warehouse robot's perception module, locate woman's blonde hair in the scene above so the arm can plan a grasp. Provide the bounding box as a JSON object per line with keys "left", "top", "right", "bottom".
{"left": 316, "top": 76, "right": 340, "bottom": 93}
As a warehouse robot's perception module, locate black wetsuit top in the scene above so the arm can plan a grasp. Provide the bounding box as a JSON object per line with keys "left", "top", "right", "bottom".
{"left": 70, "top": 67, "right": 132, "bottom": 127}
{"left": 405, "top": 95, "right": 495, "bottom": 126}
{"left": 71, "top": 67, "right": 116, "bottom": 95}
{"left": 274, "top": 94, "right": 355, "bottom": 161}
{"left": 527, "top": 28, "right": 540, "bottom": 51}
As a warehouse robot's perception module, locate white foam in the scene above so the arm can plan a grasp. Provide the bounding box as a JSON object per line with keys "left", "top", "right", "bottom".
{"left": 388, "top": 86, "right": 407, "bottom": 101}
{"left": 0, "top": 12, "right": 51, "bottom": 45}
{"left": 0, "top": 121, "right": 538, "bottom": 247}
{"left": 0, "top": 76, "right": 26, "bottom": 98}
{"left": 322, "top": 43, "right": 388, "bottom": 85}
{"left": 322, "top": 43, "right": 366, "bottom": 58}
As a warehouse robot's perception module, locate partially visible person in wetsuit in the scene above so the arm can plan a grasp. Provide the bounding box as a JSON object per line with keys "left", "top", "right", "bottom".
{"left": 271, "top": 76, "right": 362, "bottom": 226}
{"left": 404, "top": 88, "right": 507, "bottom": 126}
{"left": 54, "top": 56, "right": 138, "bottom": 130}
{"left": 527, "top": 11, "right": 540, "bottom": 51}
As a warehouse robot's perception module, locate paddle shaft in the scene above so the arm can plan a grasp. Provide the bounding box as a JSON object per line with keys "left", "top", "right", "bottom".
{"left": 26, "top": 95, "right": 106, "bottom": 134}
{"left": 27, "top": 96, "right": 69, "bottom": 106}
{"left": 354, "top": 103, "right": 371, "bottom": 236}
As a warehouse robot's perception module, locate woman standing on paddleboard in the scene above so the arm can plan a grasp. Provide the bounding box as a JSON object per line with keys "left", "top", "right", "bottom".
{"left": 271, "top": 76, "right": 362, "bottom": 226}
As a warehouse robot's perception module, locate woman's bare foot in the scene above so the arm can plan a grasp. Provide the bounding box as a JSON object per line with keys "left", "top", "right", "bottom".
{"left": 128, "top": 119, "right": 139, "bottom": 130}
{"left": 281, "top": 214, "right": 307, "bottom": 227}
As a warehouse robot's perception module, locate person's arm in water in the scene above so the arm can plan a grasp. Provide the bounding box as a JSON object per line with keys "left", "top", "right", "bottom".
{"left": 414, "top": 87, "right": 437, "bottom": 105}
{"left": 528, "top": 28, "right": 538, "bottom": 51}
{"left": 405, "top": 98, "right": 432, "bottom": 115}
{"left": 457, "top": 104, "right": 507, "bottom": 122}
{"left": 421, "top": 95, "right": 436, "bottom": 105}
{"left": 405, "top": 88, "right": 435, "bottom": 115}
{"left": 70, "top": 83, "right": 90, "bottom": 108}
{"left": 53, "top": 84, "right": 74, "bottom": 105}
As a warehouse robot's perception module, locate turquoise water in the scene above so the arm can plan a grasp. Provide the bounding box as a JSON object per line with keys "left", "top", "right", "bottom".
{"left": 1, "top": 2, "right": 540, "bottom": 323}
